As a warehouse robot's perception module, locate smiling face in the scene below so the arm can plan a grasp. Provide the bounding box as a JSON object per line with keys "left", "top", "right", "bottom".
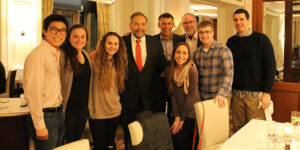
{"left": 158, "top": 17, "right": 174, "bottom": 38}
{"left": 105, "top": 35, "right": 119, "bottom": 59}
{"left": 69, "top": 28, "right": 87, "bottom": 51}
{"left": 182, "top": 15, "right": 197, "bottom": 36}
{"left": 174, "top": 45, "right": 189, "bottom": 66}
{"left": 198, "top": 26, "right": 214, "bottom": 48}
{"left": 130, "top": 15, "right": 147, "bottom": 39}
{"left": 233, "top": 13, "right": 250, "bottom": 36}
{"left": 42, "top": 21, "right": 67, "bottom": 50}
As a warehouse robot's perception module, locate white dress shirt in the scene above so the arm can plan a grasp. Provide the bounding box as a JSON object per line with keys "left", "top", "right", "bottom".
{"left": 131, "top": 34, "right": 147, "bottom": 67}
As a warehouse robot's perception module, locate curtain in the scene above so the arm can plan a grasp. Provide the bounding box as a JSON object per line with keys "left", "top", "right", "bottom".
{"left": 96, "top": 2, "right": 109, "bottom": 40}
{"left": 73, "top": 12, "right": 80, "bottom": 25}
{"left": 42, "top": 0, "right": 54, "bottom": 21}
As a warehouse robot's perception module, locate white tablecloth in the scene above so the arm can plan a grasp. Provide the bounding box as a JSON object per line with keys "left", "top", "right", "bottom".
{"left": 0, "top": 98, "right": 29, "bottom": 117}
{"left": 221, "top": 119, "right": 300, "bottom": 150}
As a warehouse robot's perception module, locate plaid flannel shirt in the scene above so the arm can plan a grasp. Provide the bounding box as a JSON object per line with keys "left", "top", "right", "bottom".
{"left": 194, "top": 40, "right": 234, "bottom": 100}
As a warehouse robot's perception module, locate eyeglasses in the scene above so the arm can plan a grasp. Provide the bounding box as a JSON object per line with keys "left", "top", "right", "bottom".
{"left": 199, "top": 30, "right": 213, "bottom": 35}
{"left": 182, "top": 21, "right": 195, "bottom": 25}
{"left": 48, "top": 27, "right": 67, "bottom": 35}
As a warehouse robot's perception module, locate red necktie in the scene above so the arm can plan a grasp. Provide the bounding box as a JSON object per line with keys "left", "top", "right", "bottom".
{"left": 136, "top": 40, "right": 143, "bottom": 72}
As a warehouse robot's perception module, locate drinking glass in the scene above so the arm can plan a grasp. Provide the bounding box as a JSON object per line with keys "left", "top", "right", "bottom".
{"left": 283, "top": 123, "right": 294, "bottom": 146}
{"left": 267, "top": 121, "right": 277, "bottom": 142}
{"left": 291, "top": 111, "right": 300, "bottom": 126}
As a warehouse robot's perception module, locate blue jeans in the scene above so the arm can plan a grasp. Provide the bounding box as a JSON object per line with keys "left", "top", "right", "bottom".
{"left": 27, "top": 111, "right": 65, "bottom": 150}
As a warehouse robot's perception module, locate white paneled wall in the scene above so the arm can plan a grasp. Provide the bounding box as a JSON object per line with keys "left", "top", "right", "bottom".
{"left": 0, "top": 0, "right": 41, "bottom": 71}
{"left": 108, "top": 0, "right": 189, "bottom": 36}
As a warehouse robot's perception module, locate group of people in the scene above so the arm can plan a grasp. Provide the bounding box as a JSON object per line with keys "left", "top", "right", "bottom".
{"left": 22, "top": 8, "right": 276, "bottom": 150}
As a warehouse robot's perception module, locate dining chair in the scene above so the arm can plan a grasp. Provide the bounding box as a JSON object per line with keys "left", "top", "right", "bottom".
{"left": 53, "top": 139, "right": 90, "bottom": 150}
{"left": 194, "top": 99, "right": 229, "bottom": 150}
{"left": 0, "top": 70, "right": 16, "bottom": 98}
{"left": 128, "top": 121, "right": 143, "bottom": 146}
{"left": 127, "top": 112, "right": 173, "bottom": 150}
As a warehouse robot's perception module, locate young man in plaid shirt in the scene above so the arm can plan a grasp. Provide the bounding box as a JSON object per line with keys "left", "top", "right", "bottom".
{"left": 193, "top": 20, "right": 233, "bottom": 108}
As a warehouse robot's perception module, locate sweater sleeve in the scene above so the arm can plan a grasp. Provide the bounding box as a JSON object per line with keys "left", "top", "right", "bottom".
{"left": 259, "top": 34, "right": 276, "bottom": 93}
{"left": 180, "top": 67, "right": 199, "bottom": 121}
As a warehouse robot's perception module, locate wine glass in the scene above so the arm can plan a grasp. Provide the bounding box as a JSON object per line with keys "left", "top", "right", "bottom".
{"left": 267, "top": 120, "right": 277, "bottom": 142}
{"left": 283, "top": 123, "right": 294, "bottom": 146}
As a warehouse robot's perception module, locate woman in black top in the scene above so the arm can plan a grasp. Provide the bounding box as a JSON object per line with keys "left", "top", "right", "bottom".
{"left": 60, "top": 24, "right": 92, "bottom": 143}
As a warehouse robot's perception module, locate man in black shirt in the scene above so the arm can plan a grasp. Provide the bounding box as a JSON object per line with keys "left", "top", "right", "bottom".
{"left": 226, "top": 9, "right": 276, "bottom": 132}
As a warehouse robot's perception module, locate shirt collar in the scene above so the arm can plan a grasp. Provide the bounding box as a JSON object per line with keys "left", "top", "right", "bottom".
{"left": 237, "top": 28, "right": 253, "bottom": 37}
{"left": 199, "top": 40, "right": 216, "bottom": 53}
{"left": 41, "top": 40, "right": 61, "bottom": 56}
{"left": 131, "top": 33, "right": 146, "bottom": 43}
{"left": 185, "top": 31, "right": 198, "bottom": 40}
{"left": 160, "top": 33, "right": 173, "bottom": 40}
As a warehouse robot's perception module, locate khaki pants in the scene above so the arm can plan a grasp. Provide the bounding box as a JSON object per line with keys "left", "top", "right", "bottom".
{"left": 226, "top": 96, "right": 231, "bottom": 109}
{"left": 231, "top": 91, "right": 265, "bottom": 132}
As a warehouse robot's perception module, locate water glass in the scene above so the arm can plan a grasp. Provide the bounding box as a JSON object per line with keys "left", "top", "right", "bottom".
{"left": 291, "top": 111, "right": 300, "bottom": 126}
{"left": 267, "top": 121, "right": 277, "bottom": 142}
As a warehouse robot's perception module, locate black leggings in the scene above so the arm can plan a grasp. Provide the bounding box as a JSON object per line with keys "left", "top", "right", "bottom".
{"left": 64, "top": 108, "right": 89, "bottom": 143}
{"left": 169, "top": 117, "right": 196, "bottom": 150}
{"left": 89, "top": 116, "right": 120, "bottom": 150}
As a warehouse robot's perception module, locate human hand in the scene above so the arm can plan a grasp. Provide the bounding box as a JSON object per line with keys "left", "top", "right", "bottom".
{"left": 190, "top": 61, "right": 196, "bottom": 68}
{"left": 124, "top": 32, "right": 131, "bottom": 36}
{"left": 213, "top": 95, "right": 226, "bottom": 108}
{"left": 179, "top": 121, "right": 184, "bottom": 130}
{"left": 36, "top": 128, "right": 48, "bottom": 140}
{"left": 170, "top": 117, "right": 181, "bottom": 135}
{"left": 259, "top": 93, "right": 271, "bottom": 109}
{"left": 89, "top": 50, "right": 98, "bottom": 59}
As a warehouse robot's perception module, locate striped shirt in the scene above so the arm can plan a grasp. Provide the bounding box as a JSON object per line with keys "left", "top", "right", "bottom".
{"left": 194, "top": 40, "right": 234, "bottom": 100}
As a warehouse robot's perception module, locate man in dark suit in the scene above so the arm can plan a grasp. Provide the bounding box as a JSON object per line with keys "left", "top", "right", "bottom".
{"left": 120, "top": 12, "right": 167, "bottom": 149}
{"left": 153, "top": 13, "right": 185, "bottom": 61}
{"left": 153, "top": 13, "right": 185, "bottom": 114}
{"left": 182, "top": 13, "right": 202, "bottom": 60}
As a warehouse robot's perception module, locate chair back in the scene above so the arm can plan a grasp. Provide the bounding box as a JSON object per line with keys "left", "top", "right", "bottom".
{"left": 0, "top": 70, "right": 16, "bottom": 98}
{"left": 128, "top": 112, "right": 173, "bottom": 150}
{"left": 128, "top": 121, "right": 143, "bottom": 146}
{"left": 194, "top": 100, "right": 229, "bottom": 150}
{"left": 8, "top": 70, "right": 16, "bottom": 97}
{"left": 53, "top": 139, "right": 90, "bottom": 150}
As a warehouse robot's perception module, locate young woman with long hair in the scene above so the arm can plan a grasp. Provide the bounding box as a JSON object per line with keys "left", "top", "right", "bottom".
{"left": 89, "top": 32, "right": 128, "bottom": 150}
{"left": 60, "top": 24, "right": 92, "bottom": 143}
{"left": 166, "top": 42, "right": 200, "bottom": 150}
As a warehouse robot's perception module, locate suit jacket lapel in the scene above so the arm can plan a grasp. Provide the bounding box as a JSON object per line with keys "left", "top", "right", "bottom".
{"left": 143, "top": 35, "right": 151, "bottom": 71}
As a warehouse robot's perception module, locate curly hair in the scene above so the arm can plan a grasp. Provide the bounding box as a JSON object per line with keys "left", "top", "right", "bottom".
{"left": 94, "top": 32, "right": 128, "bottom": 92}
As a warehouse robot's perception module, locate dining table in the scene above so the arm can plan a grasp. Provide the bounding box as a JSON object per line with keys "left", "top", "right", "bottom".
{"left": 0, "top": 98, "right": 29, "bottom": 150}
{"left": 220, "top": 119, "right": 300, "bottom": 150}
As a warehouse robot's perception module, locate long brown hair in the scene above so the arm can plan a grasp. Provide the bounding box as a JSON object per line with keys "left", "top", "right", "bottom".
{"left": 167, "top": 42, "right": 191, "bottom": 94}
{"left": 94, "top": 32, "right": 128, "bottom": 92}
{"left": 62, "top": 24, "right": 88, "bottom": 74}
